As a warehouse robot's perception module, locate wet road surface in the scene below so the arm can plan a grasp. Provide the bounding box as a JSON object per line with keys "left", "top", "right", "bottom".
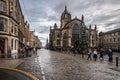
{"left": 17, "top": 56, "right": 42, "bottom": 79}
{"left": 37, "top": 49, "right": 120, "bottom": 80}
{"left": 16, "top": 49, "right": 120, "bottom": 80}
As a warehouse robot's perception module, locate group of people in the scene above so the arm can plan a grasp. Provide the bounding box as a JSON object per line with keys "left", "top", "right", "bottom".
{"left": 18, "top": 46, "right": 38, "bottom": 58}
{"left": 87, "top": 48, "right": 113, "bottom": 62}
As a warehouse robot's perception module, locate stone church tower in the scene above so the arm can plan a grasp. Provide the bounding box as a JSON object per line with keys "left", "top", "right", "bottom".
{"left": 61, "top": 6, "right": 71, "bottom": 28}
{"left": 49, "top": 6, "right": 98, "bottom": 50}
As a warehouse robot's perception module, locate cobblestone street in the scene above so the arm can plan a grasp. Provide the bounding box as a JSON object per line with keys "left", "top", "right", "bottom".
{"left": 0, "top": 48, "right": 120, "bottom": 80}
{"left": 17, "top": 56, "right": 42, "bottom": 79}
{"left": 0, "top": 0, "right": 120, "bottom": 80}
{"left": 33, "top": 49, "right": 120, "bottom": 80}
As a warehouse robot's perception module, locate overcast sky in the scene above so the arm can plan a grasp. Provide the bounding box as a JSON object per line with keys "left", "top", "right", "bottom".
{"left": 19, "top": 0, "right": 120, "bottom": 46}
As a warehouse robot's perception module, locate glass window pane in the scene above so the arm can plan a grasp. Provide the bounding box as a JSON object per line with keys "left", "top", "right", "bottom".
{"left": 0, "top": 1, "right": 6, "bottom": 12}
{"left": 0, "top": 18, "right": 7, "bottom": 31}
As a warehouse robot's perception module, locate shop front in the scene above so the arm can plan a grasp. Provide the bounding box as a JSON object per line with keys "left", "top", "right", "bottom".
{"left": 0, "top": 37, "right": 7, "bottom": 58}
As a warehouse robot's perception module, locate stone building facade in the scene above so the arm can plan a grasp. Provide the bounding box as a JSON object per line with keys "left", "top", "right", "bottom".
{"left": 0, "top": 0, "right": 20, "bottom": 57}
{"left": 0, "top": 0, "right": 42, "bottom": 58}
{"left": 49, "top": 6, "right": 98, "bottom": 50}
{"left": 99, "top": 28, "right": 120, "bottom": 51}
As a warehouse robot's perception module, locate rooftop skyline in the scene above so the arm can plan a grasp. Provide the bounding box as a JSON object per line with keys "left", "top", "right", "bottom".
{"left": 19, "top": 0, "right": 120, "bottom": 46}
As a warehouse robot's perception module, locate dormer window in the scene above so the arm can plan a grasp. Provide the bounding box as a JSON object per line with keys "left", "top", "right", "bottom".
{"left": 0, "top": 1, "right": 6, "bottom": 12}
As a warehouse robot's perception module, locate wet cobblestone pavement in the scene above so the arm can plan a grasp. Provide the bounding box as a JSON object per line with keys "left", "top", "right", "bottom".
{"left": 38, "top": 49, "right": 120, "bottom": 80}
{"left": 17, "top": 57, "right": 42, "bottom": 79}
{"left": 17, "top": 49, "right": 120, "bottom": 80}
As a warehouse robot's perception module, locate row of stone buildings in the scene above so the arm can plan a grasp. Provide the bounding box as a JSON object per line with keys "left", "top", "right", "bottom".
{"left": 0, "top": 0, "right": 42, "bottom": 57}
{"left": 48, "top": 6, "right": 120, "bottom": 52}
{"left": 99, "top": 28, "right": 120, "bottom": 51}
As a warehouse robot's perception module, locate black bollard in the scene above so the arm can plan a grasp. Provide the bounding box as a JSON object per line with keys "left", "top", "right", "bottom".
{"left": 116, "top": 57, "right": 118, "bottom": 67}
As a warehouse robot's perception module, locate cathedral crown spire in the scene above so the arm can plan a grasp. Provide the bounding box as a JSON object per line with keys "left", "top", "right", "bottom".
{"left": 54, "top": 23, "right": 57, "bottom": 29}
{"left": 82, "top": 14, "right": 84, "bottom": 22}
{"left": 61, "top": 5, "right": 71, "bottom": 28}
{"left": 65, "top": 5, "right": 67, "bottom": 12}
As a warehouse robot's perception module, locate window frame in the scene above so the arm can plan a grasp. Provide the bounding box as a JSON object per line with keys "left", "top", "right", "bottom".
{"left": 0, "top": 0, "right": 6, "bottom": 12}
{"left": 0, "top": 17, "right": 7, "bottom": 32}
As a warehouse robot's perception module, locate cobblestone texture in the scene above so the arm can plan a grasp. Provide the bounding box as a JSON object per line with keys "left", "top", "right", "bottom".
{"left": 16, "top": 49, "right": 120, "bottom": 80}
{"left": 37, "top": 49, "right": 120, "bottom": 80}
{"left": 17, "top": 57, "right": 42, "bottom": 80}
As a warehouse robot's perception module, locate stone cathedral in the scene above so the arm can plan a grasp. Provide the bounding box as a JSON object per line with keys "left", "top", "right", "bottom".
{"left": 49, "top": 6, "right": 98, "bottom": 50}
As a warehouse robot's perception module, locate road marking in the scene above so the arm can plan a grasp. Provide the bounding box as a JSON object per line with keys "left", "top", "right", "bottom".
{"left": 37, "top": 57, "right": 46, "bottom": 80}
{"left": 0, "top": 66, "right": 39, "bottom": 80}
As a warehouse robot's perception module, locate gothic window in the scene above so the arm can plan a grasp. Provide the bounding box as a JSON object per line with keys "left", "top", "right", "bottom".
{"left": 0, "top": 1, "right": 6, "bottom": 12}
{"left": 72, "top": 25, "right": 79, "bottom": 46}
{"left": 63, "top": 33, "right": 68, "bottom": 47}
{"left": 0, "top": 17, "right": 7, "bottom": 31}
{"left": 63, "top": 33, "right": 67, "bottom": 39}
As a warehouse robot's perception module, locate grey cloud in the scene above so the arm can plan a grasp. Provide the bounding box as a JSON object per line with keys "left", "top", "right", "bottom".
{"left": 20, "top": 0, "right": 120, "bottom": 46}
{"left": 36, "top": 26, "right": 50, "bottom": 33}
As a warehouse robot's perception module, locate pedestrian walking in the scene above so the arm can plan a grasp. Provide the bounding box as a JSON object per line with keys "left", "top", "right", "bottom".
{"left": 87, "top": 49, "right": 92, "bottom": 61}
{"left": 108, "top": 48, "right": 113, "bottom": 62}
{"left": 25, "top": 46, "right": 29, "bottom": 57}
{"left": 93, "top": 49, "right": 98, "bottom": 61}
{"left": 99, "top": 48, "right": 104, "bottom": 62}
{"left": 33, "top": 47, "right": 36, "bottom": 54}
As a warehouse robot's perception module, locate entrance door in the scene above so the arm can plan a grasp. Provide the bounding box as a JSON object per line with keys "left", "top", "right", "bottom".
{"left": 0, "top": 38, "right": 5, "bottom": 53}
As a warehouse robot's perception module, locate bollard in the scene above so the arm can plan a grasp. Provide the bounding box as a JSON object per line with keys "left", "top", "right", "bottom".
{"left": 116, "top": 57, "right": 118, "bottom": 67}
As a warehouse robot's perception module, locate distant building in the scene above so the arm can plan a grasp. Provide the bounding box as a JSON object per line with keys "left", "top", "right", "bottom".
{"left": 49, "top": 6, "right": 98, "bottom": 50}
{"left": 29, "top": 31, "right": 42, "bottom": 48}
{"left": 45, "top": 38, "right": 49, "bottom": 49}
{"left": 99, "top": 28, "right": 120, "bottom": 51}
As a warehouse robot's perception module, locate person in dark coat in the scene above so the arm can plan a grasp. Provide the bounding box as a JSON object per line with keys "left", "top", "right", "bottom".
{"left": 108, "top": 49, "right": 113, "bottom": 62}
{"left": 87, "top": 49, "right": 92, "bottom": 61}
{"left": 25, "top": 46, "right": 29, "bottom": 57}
{"left": 99, "top": 48, "right": 104, "bottom": 62}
